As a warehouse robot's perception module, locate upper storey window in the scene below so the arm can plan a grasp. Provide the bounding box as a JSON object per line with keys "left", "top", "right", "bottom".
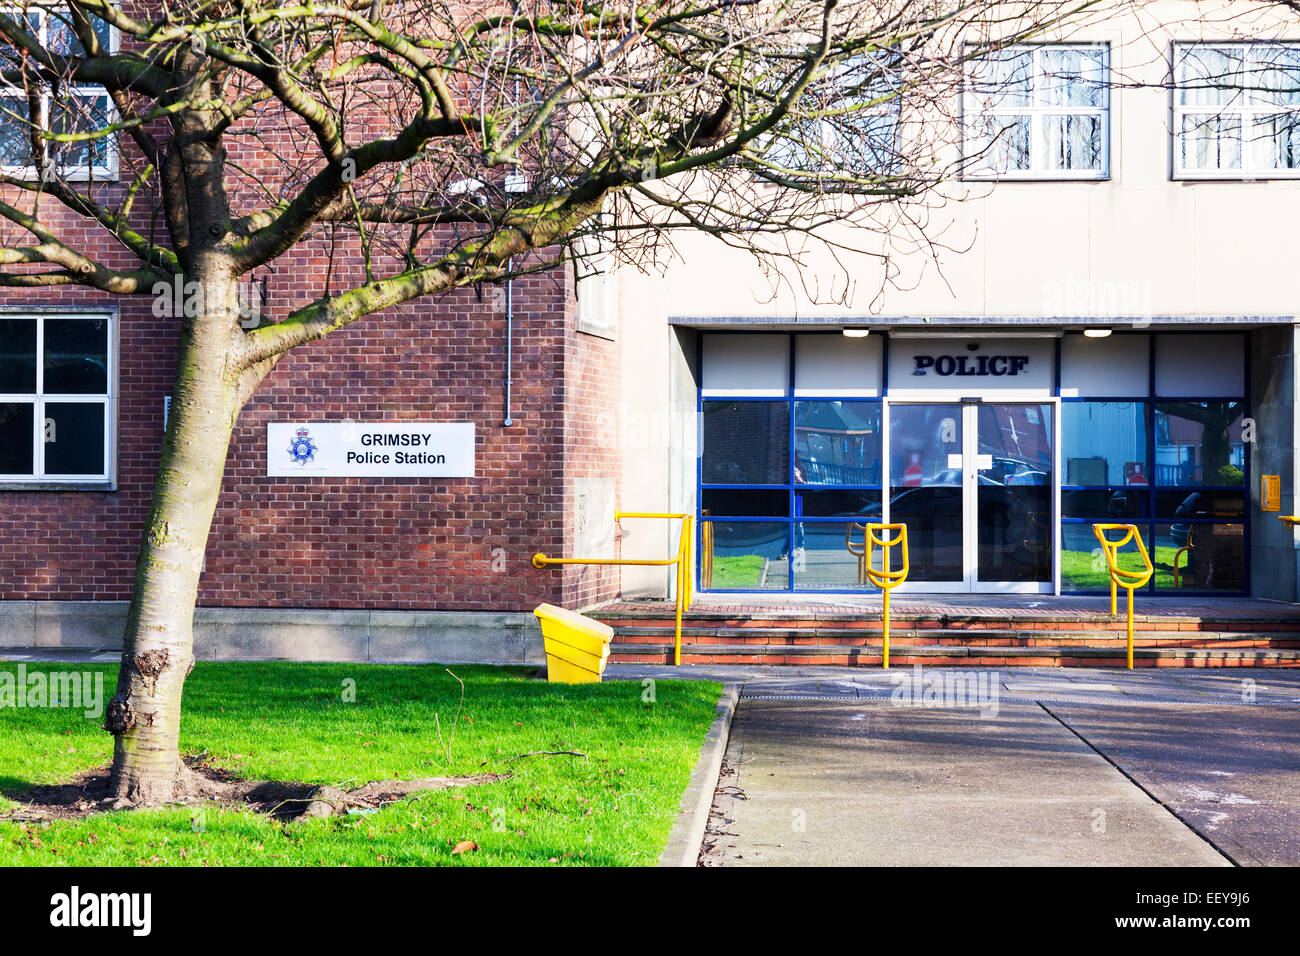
{"left": 1174, "top": 42, "right": 1300, "bottom": 179}
{"left": 963, "top": 44, "right": 1110, "bottom": 180}
{"left": 0, "top": 6, "right": 115, "bottom": 178}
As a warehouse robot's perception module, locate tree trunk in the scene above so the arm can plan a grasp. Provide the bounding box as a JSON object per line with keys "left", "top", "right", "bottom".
{"left": 106, "top": 267, "right": 240, "bottom": 805}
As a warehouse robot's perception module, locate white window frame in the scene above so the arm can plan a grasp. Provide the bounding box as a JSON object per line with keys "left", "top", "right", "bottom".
{"left": 1172, "top": 41, "right": 1300, "bottom": 180}
{"left": 574, "top": 214, "right": 618, "bottom": 340}
{"left": 962, "top": 43, "right": 1111, "bottom": 181}
{"left": 0, "top": 310, "right": 116, "bottom": 488}
{"left": 0, "top": 5, "right": 118, "bottom": 181}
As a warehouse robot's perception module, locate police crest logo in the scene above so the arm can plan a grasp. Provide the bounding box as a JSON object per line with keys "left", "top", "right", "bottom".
{"left": 288, "top": 426, "right": 318, "bottom": 467}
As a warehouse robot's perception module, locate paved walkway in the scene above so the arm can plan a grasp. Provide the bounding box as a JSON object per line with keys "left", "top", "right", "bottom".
{"left": 610, "top": 665, "right": 1300, "bottom": 866}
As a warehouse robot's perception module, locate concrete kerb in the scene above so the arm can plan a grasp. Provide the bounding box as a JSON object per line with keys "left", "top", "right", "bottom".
{"left": 658, "top": 681, "right": 741, "bottom": 868}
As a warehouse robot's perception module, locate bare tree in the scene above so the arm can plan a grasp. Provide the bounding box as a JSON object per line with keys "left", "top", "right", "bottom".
{"left": 0, "top": 0, "right": 1097, "bottom": 805}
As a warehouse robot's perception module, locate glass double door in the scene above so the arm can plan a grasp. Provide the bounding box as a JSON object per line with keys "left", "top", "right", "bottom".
{"left": 887, "top": 402, "right": 1055, "bottom": 592}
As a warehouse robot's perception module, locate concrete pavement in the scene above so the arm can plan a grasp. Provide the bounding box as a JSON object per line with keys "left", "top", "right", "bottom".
{"left": 606, "top": 666, "right": 1300, "bottom": 866}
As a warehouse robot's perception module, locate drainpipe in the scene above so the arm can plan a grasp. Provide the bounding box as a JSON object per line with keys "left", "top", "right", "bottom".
{"left": 503, "top": 257, "right": 514, "bottom": 427}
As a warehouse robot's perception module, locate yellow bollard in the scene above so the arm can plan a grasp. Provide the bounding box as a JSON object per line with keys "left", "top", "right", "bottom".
{"left": 1092, "top": 524, "right": 1154, "bottom": 670}
{"left": 864, "top": 524, "right": 909, "bottom": 669}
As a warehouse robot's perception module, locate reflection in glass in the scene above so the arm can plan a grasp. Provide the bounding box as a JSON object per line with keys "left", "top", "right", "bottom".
{"left": 701, "top": 402, "right": 788, "bottom": 485}
{"left": 1154, "top": 490, "right": 1245, "bottom": 521}
{"left": 1063, "top": 489, "right": 1148, "bottom": 520}
{"left": 794, "top": 401, "right": 881, "bottom": 486}
{"left": 1155, "top": 522, "right": 1245, "bottom": 591}
{"left": 977, "top": 404, "right": 1053, "bottom": 582}
{"left": 699, "top": 521, "right": 789, "bottom": 590}
{"left": 1154, "top": 402, "right": 1245, "bottom": 486}
{"left": 1060, "top": 522, "right": 1155, "bottom": 591}
{"left": 0, "top": 402, "right": 34, "bottom": 475}
{"left": 798, "top": 490, "right": 882, "bottom": 517}
{"left": 700, "top": 489, "right": 788, "bottom": 518}
{"left": 793, "top": 522, "right": 874, "bottom": 591}
{"left": 44, "top": 402, "right": 105, "bottom": 475}
{"left": 1062, "top": 401, "right": 1147, "bottom": 486}
{"left": 0, "top": 318, "right": 37, "bottom": 392}
{"left": 44, "top": 318, "right": 109, "bottom": 394}
{"left": 888, "top": 404, "right": 962, "bottom": 581}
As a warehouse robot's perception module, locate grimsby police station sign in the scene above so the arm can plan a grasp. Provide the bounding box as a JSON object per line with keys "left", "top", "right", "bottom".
{"left": 266, "top": 422, "right": 475, "bottom": 477}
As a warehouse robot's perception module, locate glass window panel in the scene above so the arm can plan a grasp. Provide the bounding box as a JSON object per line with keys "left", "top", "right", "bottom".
{"left": 967, "top": 114, "right": 1031, "bottom": 174}
{"left": 700, "top": 489, "right": 788, "bottom": 518}
{"left": 1251, "top": 112, "right": 1300, "bottom": 169}
{"left": 1254, "top": 43, "right": 1300, "bottom": 107}
{"left": 43, "top": 318, "right": 108, "bottom": 393}
{"left": 1038, "top": 47, "right": 1107, "bottom": 107}
{"left": 1155, "top": 522, "right": 1245, "bottom": 591}
{"left": 0, "top": 318, "right": 37, "bottom": 392}
{"left": 0, "top": 402, "right": 34, "bottom": 474}
{"left": 1177, "top": 46, "right": 1245, "bottom": 107}
{"left": 699, "top": 521, "right": 789, "bottom": 590}
{"left": 43, "top": 402, "right": 105, "bottom": 475}
{"left": 1180, "top": 113, "right": 1242, "bottom": 169}
{"left": 968, "top": 48, "right": 1033, "bottom": 109}
{"left": 793, "top": 522, "right": 875, "bottom": 591}
{"left": 46, "top": 12, "right": 112, "bottom": 59}
{"left": 0, "top": 97, "right": 33, "bottom": 166}
{"left": 1062, "top": 489, "right": 1148, "bottom": 520}
{"left": 1062, "top": 402, "right": 1147, "bottom": 486}
{"left": 50, "top": 93, "right": 110, "bottom": 169}
{"left": 1153, "top": 402, "right": 1245, "bottom": 487}
{"left": 798, "top": 490, "right": 882, "bottom": 518}
{"left": 701, "top": 401, "right": 788, "bottom": 485}
{"left": 1041, "top": 113, "right": 1103, "bottom": 171}
{"left": 0, "top": 13, "right": 41, "bottom": 70}
{"left": 1060, "top": 522, "right": 1152, "bottom": 592}
{"left": 1155, "top": 490, "right": 1246, "bottom": 521}
{"left": 794, "top": 401, "right": 881, "bottom": 485}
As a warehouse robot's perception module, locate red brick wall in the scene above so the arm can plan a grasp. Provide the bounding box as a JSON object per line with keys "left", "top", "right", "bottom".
{"left": 0, "top": 269, "right": 605, "bottom": 611}
{"left": 0, "top": 8, "right": 627, "bottom": 614}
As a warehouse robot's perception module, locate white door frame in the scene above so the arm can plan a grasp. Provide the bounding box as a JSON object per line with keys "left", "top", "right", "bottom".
{"left": 883, "top": 397, "right": 1060, "bottom": 594}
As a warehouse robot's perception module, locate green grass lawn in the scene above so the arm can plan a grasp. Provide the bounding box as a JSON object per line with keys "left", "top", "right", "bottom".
{"left": 708, "top": 554, "right": 768, "bottom": 588}
{"left": 1060, "top": 546, "right": 1188, "bottom": 590}
{"left": 0, "top": 663, "right": 720, "bottom": 867}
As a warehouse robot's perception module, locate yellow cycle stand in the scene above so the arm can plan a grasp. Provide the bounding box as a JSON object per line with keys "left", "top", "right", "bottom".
{"left": 863, "top": 523, "right": 909, "bottom": 669}
{"left": 1092, "top": 523, "right": 1154, "bottom": 670}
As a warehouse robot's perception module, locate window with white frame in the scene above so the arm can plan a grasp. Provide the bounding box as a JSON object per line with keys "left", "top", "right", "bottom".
{"left": 1174, "top": 42, "right": 1300, "bottom": 178}
{"left": 0, "top": 313, "right": 114, "bottom": 484}
{"left": 0, "top": 6, "right": 116, "bottom": 177}
{"left": 574, "top": 215, "right": 617, "bottom": 340}
{"left": 963, "top": 44, "right": 1110, "bottom": 179}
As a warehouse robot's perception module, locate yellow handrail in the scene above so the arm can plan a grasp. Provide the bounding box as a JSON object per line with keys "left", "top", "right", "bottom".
{"left": 532, "top": 511, "right": 693, "bottom": 665}
{"left": 1280, "top": 516, "right": 1300, "bottom": 528}
{"left": 1092, "top": 523, "right": 1154, "bottom": 670}
{"left": 863, "top": 523, "right": 909, "bottom": 669}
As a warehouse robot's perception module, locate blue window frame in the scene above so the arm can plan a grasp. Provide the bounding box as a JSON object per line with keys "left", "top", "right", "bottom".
{"left": 700, "top": 393, "right": 885, "bottom": 592}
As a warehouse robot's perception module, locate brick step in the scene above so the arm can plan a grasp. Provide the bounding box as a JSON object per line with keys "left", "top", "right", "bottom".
{"left": 609, "top": 643, "right": 1300, "bottom": 667}
{"left": 593, "top": 615, "right": 1300, "bottom": 633}
{"left": 609, "top": 626, "right": 1300, "bottom": 648}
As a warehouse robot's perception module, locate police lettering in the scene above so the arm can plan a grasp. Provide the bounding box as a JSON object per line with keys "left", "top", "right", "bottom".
{"left": 913, "top": 354, "right": 1029, "bottom": 377}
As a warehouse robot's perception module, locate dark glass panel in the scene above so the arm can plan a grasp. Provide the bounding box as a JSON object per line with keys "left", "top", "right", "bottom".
{"left": 701, "top": 401, "right": 788, "bottom": 485}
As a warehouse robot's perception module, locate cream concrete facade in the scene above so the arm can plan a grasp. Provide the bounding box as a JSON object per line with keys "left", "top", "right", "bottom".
{"left": 617, "top": 0, "right": 1300, "bottom": 600}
